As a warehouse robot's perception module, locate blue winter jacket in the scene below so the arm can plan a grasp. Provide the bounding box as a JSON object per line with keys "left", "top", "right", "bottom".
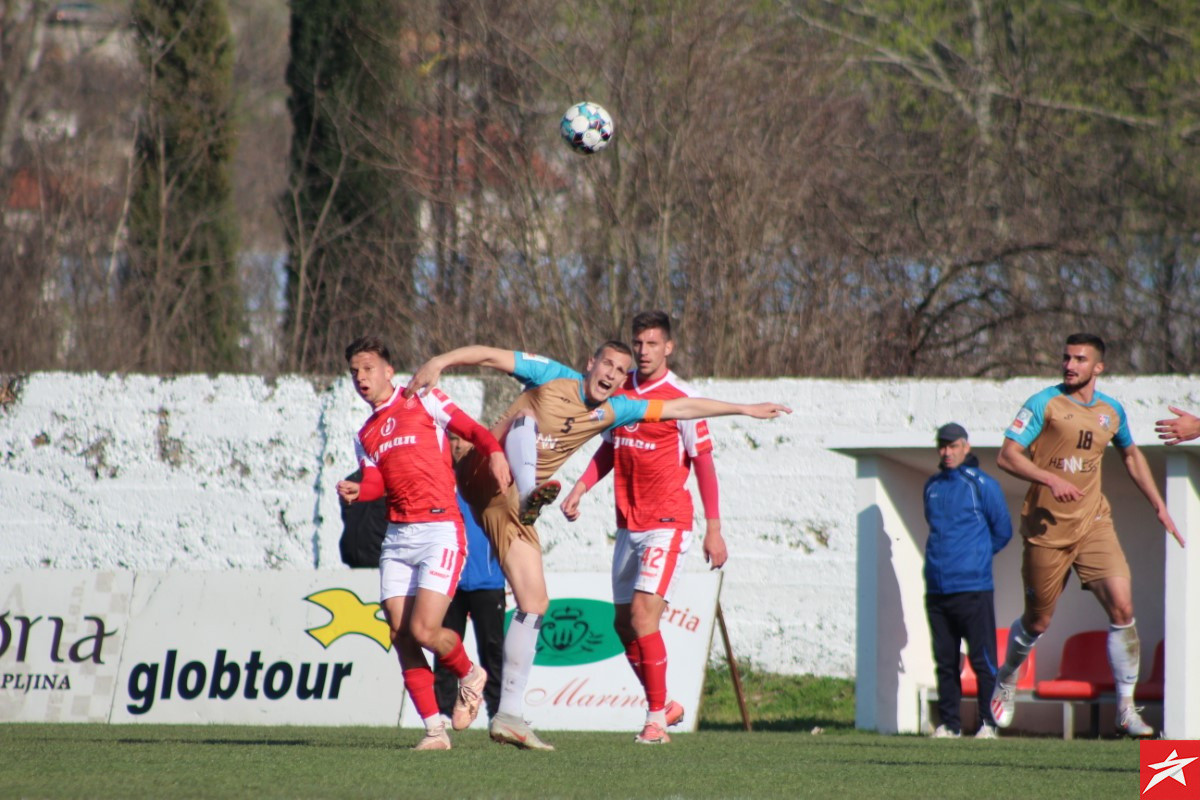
{"left": 922, "top": 455, "right": 1013, "bottom": 595}
{"left": 457, "top": 494, "right": 505, "bottom": 592}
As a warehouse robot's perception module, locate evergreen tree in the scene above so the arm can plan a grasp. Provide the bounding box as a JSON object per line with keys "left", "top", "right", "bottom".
{"left": 126, "top": 0, "right": 244, "bottom": 372}
{"left": 283, "top": 0, "right": 418, "bottom": 373}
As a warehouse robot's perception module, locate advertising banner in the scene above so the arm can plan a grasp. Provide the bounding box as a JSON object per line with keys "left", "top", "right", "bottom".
{"left": 400, "top": 571, "right": 722, "bottom": 732}
{"left": 0, "top": 570, "right": 133, "bottom": 723}
{"left": 113, "top": 571, "right": 401, "bottom": 725}
{"left": 1, "top": 570, "right": 720, "bottom": 730}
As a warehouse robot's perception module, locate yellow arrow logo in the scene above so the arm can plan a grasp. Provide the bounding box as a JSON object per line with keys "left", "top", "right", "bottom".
{"left": 304, "top": 588, "right": 392, "bottom": 651}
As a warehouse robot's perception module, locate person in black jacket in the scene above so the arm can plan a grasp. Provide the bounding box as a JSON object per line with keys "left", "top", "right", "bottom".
{"left": 338, "top": 467, "right": 387, "bottom": 568}
{"left": 923, "top": 422, "right": 1013, "bottom": 739}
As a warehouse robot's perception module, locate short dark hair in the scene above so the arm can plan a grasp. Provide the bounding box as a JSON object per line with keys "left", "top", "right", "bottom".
{"left": 345, "top": 336, "right": 391, "bottom": 365}
{"left": 1065, "top": 332, "right": 1105, "bottom": 359}
{"left": 631, "top": 310, "right": 672, "bottom": 340}
{"left": 593, "top": 339, "right": 633, "bottom": 360}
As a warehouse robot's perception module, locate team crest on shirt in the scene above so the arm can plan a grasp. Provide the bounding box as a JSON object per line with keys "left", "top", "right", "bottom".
{"left": 1097, "top": 414, "right": 1111, "bottom": 430}
{"left": 1008, "top": 407, "right": 1032, "bottom": 434}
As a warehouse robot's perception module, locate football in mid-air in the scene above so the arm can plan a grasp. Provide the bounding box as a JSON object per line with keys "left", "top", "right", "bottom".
{"left": 559, "top": 101, "right": 614, "bottom": 154}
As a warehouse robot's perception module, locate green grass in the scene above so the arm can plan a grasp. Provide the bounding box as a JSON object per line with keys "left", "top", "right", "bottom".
{"left": 699, "top": 665, "right": 855, "bottom": 732}
{"left": 0, "top": 670, "right": 1141, "bottom": 799}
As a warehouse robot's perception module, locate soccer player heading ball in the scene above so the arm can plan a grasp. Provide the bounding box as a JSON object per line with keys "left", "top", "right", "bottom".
{"left": 404, "top": 338, "right": 790, "bottom": 749}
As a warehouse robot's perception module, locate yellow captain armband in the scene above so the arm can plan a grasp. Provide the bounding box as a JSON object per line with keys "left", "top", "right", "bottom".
{"left": 643, "top": 399, "right": 664, "bottom": 423}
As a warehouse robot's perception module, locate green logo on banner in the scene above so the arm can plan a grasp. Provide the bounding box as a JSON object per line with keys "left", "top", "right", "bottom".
{"left": 506, "top": 598, "right": 624, "bottom": 666}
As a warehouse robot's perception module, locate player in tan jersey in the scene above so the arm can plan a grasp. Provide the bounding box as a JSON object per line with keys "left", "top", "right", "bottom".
{"left": 1013, "top": 389, "right": 1123, "bottom": 548}
{"left": 405, "top": 341, "right": 791, "bottom": 750}
{"left": 990, "top": 333, "right": 1185, "bottom": 737}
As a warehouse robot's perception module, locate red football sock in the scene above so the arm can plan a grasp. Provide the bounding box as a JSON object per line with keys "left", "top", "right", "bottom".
{"left": 438, "top": 635, "right": 473, "bottom": 679}
{"left": 625, "top": 639, "right": 644, "bottom": 685}
{"left": 402, "top": 667, "right": 440, "bottom": 720}
{"left": 637, "top": 632, "right": 667, "bottom": 712}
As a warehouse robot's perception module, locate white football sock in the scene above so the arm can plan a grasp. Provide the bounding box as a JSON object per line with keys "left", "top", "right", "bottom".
{"left": 505, "top": 416, "right": 539, "bottom": 502}
{"left": 999, "top": 619, "right": 1040, "bottom": 682}
{"left": 1107, "top": 620, "right": 1139, "bottom": 707}
{"left": 498, "top": 610, "right": 541, "bottom": 718}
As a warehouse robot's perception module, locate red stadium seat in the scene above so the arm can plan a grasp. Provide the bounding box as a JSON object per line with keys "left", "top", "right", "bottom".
{"left": 960, "top": 627, "right": 1037, "bottom": 697}
{"left": 1034, "top": 630, "right": 1116, "bottom": 738}
{"left": 1135, "top": 640, "right": 1165, "bottom": 702}
{"left": 1034, "top": 631, "right": 1115, "bottom": 700}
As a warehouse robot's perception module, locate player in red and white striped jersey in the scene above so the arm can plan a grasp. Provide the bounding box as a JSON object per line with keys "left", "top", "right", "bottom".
{"left": 561, "top": 311, "right": 726, "bottom": 745}
{"left": 336, "top": 336, "right": 512, "bottom": 751}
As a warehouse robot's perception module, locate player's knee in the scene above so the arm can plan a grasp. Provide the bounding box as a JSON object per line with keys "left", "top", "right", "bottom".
{"left": 403, "top": 620, "right": 439, "bottom": 650}
{"left": 629, "top": 608, "right": 660, "bottom": 636}
{"left": 394, "top": 627, "right": 418, "bottom": 653}
{"left": 1024, "top": 614, "right": 1051, "bottom": 636}
{"left": 517, "top": 596, "right": 549, "bottom": 616}
{"left": 1108, "top": 606, "right": 1135, "bottom": 626}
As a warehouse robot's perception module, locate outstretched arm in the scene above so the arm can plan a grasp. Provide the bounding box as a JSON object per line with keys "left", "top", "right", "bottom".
{"left": 1118, "top": 443, "right": 1185, "bottom": 548}
{"left": 403, "top": 346, "right": 516, "bottom": 398}
{"left": 1155, "top": 405, "right": 1200, "bottom": 446}
{"left": 658, "top": 397, "right": 792, "bottom": 421}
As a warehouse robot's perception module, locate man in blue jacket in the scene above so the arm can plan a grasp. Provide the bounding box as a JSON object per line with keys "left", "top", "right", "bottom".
{"left": 924, "top": 423, "right": 1013, "bottom": 738}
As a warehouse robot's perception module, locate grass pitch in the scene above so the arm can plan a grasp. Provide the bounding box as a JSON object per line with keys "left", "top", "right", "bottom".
{"left": 0, "top": 671, "right": 1140, "bottom": 799}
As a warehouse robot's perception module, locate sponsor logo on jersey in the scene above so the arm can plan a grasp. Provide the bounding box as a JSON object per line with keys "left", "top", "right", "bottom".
{"left": 372, "top": 435, "right": 417, "bottom": 460}
{"left": 1050, "top": 455, "right": 1095, "bottom": 474}
{"left": 380, "top": 417, "right": 396, "bottom": 436}
{"left": 522, "top": 352, "right": 549, "bottom": 363}
{"left": 536, "top": 432, "right": 563, "bottom": 452}
{"left": 614, "top": 435, "right": 656, "bottom": 450}
{"left": 1008, "top": 407, "right": 1033, "bottom": 434}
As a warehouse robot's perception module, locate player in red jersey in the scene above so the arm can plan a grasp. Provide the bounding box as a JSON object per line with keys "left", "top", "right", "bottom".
{"left": 560, "top": 311, "right": 726, "bottom": 744}
{"left": 336, "top": 336, "right": 512, "bottom": 751}
{"left": 404, "top": 339, "right": 791, "bottom": 750}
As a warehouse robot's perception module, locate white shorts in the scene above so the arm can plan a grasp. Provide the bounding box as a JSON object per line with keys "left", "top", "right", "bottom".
{"left": 611, "top": 527, "right": 691, "bottom": 605}
{"left": 379, "top": 520, "right": 466, "bottom": 602}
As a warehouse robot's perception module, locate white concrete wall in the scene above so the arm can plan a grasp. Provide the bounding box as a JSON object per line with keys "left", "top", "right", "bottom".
{"left": 1, "top": 372, "right": 1196, "bottom": 680}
